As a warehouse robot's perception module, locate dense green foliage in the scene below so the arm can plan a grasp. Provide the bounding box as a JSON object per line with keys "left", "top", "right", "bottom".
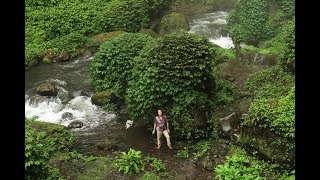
{"left": 25, "top": 116, "right": 73, "bottom": 179}
{"left": 45, "top": 32, "right": 90, "bottom": 56}
{"left": 126, "top": 31, "right": 217, "bottom": 139}
{"left": 227, "top": 0, "right": 294, "bottom": 47}
{"left": 105, "top": 0, "right": 149, "bottom": 32}
{"left": 244, "top": 86, "right": 295, "bottom": 138}
{"left": 116, "top": 148, "right": 145, "bottom": 174}
{"left": 25, "top": 0, "right": 169, "bottom": 66}
{"left": 227, "top": 0, "right": 269, "bottom": 45}
{"left": 214, "top": 47, "right": 236, "bottom": 64}
{"left": 245, "top": 65, "right": 294, "bottom": 99}
{"left": 89, "top": 33, "right": 154, "bottom": 99}
{"left": 214, "top": 78, "right": 238, "bottom": 105}
{"left": 239, "top": 65, "right": 295, "bottom": 164}
{"left": 264, "top": 19, "right": 295, "bottom": 71}
{"left": 215, "top": 146, "right": 295, "bottom": 179}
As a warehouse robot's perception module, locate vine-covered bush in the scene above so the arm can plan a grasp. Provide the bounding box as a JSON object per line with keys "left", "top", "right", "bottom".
{"left": 105, "top": 0, "right": 150, "bottom": 32}
{"left": 240, "top": 72, "right": 295, "bottom": 164}
{"left": 25, "top": 0, "right": 168, "bottom": 66}
{"left": 89, "top": 33, "right": 154, "bottom": 99}
{"left": 25, "top": 116, "right": 73, "bottom": 179}
{"left": 264, "top": 19, "right": 295, "bottom": 72}
{"left": 125, "top": 31, "right": 217, "bottom": 139}
{"left": 227, "top": 0, "right": 269, "bottom": 46}
{"left": 45, "top": 32, "right": 90, "bottom": 55}
{"left": 245, "top": 65, "right": 294, "bottom": 99}
{"left": 244, "top": 85, "right": 295, "bottom": 138}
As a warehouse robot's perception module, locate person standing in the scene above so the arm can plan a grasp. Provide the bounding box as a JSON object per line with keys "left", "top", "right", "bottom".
{"left": 152, "top": 109, "right": 172, "bottom": 149}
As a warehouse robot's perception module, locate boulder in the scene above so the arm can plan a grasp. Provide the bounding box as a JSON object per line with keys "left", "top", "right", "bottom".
{"left": 36, "top": 82, "right": 58, "bottom": 96}
{"left": 91, "top": 91, "right": 113, "bottom": 106}
{"left": 79, "top": 90, "right": 91, "bottom": 97}
{"left": 139, "top": 28, "right": 161, "bottom": 38}
{"left": 96, "top": 140, "right": 119, "bottom": 151}
{"left": 90, "top": 31, "right": 125, "bottom": 47}
{"left": 159, "top": 12, "right": 189, "bottom": 35}
{"left": 219, "top": 112, "right": 236, "bottom": 132}
{"left": 61, "top": 112, "right": 73, "bottom": 119}
{"left": 67, "top": 120, "right": 84, "bottom": 129}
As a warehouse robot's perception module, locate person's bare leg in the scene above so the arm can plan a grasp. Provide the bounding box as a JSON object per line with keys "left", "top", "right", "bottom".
{"left": 163, "top": 130, "right": 172, "bottom": 149}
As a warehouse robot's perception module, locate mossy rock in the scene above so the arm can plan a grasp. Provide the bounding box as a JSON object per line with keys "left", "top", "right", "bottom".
{"left": 29, "top": 120, "right": 66, "bottom": 133}
{"left": 159, "top": 12, "right": 189, "bottom": 35}
{"left": 91, "top": 31, "right": 125, "bottom": 44}
{"left": 28, "top": 121, "right": 73, "bottom": 149}
{"left": 91, "top": 91, "right": 114, "bottom": 106}
{"left": 42, "top": 56, "right": 53, "bottom": 64}
{"left": 36, "top": 82, "right": 58, "bottom": 96}
{"left": 139, "top": 28, "right": 160, "bottom": 38}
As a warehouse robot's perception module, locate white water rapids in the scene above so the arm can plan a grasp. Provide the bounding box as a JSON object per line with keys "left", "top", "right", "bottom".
{"left": 25, "top": 56, "right": 116, "bottom": 130}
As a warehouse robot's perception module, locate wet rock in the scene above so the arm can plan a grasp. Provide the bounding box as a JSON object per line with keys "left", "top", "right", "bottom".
{"left": 79, "top": 90, "right": 91, "bottom": 97}
{"left": 91, "top": 91, "right": 113, "bottom": 106}
{"left": 67, "top": 120, "right": 84, "bottom": 129}
{"left": 159, "top": 12, "right": 189, "bottom": 35}
{"left": 139, "top": 28, "right": 161, "bottom": 38}
{"left": 61, "top": 112, "right": 73, "bottom": 119}
{"left": 36, "top": 82, "right": 58, "bottom": 96}
{"left": 96, "top": 140, "right": 119, "bottom": 151}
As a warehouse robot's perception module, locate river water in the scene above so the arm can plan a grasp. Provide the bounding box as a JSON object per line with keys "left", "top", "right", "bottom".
{"left": 188, "top": 11, "right": 234, "bottom": 48}
{"left": 25, "top": 11, "right": 233, "bottom": 177}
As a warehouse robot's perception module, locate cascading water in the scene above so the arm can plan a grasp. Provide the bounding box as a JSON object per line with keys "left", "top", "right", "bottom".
{"left": 188, "top": 11, "right": 246, "bottom": 49}
{"left": 188, "top": 11, "right": 234, "bottom": 48}
{"left": 25, "top": 56, "right": 116, "bottom": 130}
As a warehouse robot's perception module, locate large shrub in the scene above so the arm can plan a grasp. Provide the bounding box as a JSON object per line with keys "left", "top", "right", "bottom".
{"left": 227, "top": 0, "right": 269, "bottom": 46}
{"left": 89, "top": 33, "right": 154, "bottom": 99}
{"left": 125, "top": 31, "right": 216, "bottom": 140}
{"left": 240, "top": 83, "right": 295, "bottom": 165}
